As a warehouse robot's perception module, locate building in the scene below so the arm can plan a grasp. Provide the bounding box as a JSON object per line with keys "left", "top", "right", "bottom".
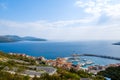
{"left": 45, "top": 58, "right": 72, "bottom": 69}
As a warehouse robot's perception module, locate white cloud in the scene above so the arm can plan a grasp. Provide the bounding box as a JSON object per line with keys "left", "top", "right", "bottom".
{"left": 75, "top": 0, "right": 120, "bottom": 18}
{"left": 0, "top": 0, "right": 120, "bottom": 41}
{"left": 0, "top": 17, "right": 94, "bottom": 28}
{"left": 0, "top": 19, "right": 120, "bottom": 41}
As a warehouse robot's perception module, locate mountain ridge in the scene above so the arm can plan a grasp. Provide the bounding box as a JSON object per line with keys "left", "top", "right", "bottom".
{"left": 0, "top": 35, "right": 47, "bottom": 42}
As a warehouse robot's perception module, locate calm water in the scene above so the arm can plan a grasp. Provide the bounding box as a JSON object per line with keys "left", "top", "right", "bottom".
{"left": 0, "top": 41, "right": 120, "bottom": 65}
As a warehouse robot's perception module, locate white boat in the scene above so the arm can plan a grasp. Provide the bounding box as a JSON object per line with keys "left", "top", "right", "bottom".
{"left": 78, "top": 62, "right": 85, "bottom": 66}
{"left": 85, "top": 60, "right": 93, "bottom": 65}
{"left": 83, "top": 59, "right": 87, "bottom": 61}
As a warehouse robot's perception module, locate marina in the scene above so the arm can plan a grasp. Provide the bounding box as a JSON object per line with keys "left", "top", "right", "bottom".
{"left": 67, "top": 55, "right": 94, "bottom": 67}
{"left": 66, "top": 53, "right": 120, "bottom": 67}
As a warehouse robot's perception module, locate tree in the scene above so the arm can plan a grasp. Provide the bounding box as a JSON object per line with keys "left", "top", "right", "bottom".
{"left": 98, "top": 66, "right": 120, "bottom": 80}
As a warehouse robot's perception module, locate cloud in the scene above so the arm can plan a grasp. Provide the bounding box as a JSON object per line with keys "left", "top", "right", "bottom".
{"left": 0, "top": 0, "right": 120, "bottom": 41}
{"left": 75, "top": 0, "right": 120, "bottom": 18}
{"left": 0, "top": 17, "right": 94, "bottom": 28}
{"left": 0, "top": 19, "right": 120, "bottom": 41}
{"left": 74, "top": 0, "right": 120, "bottom": 39}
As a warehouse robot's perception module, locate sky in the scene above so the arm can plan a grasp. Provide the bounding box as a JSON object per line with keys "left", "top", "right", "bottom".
{"left": 0, "top": 0, "right": 120, "bottom": 41}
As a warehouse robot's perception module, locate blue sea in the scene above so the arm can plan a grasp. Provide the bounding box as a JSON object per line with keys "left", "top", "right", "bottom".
{"left": 0, "top": 41, "right": 120, "bottom": 66}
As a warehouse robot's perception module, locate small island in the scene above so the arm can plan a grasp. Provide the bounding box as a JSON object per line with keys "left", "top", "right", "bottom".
{"left": 113, "top": 42, "right": 120, "bottom": 45}
{"left": 0, "top": 35, "right": 47, "bottom": 43}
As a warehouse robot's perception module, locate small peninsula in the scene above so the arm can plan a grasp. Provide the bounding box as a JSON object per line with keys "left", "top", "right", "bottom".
{"left": 0, "top": 35, "right": 47, "bottom": 43}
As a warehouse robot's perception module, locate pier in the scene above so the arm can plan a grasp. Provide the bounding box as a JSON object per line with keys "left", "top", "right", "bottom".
{"left": 71, "top": 53, "right": 120, "bottom": 61}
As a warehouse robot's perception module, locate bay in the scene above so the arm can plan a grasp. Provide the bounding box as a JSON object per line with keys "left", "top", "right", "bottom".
{"left": 0, "top": 40, "right": 120, "bottom": 65}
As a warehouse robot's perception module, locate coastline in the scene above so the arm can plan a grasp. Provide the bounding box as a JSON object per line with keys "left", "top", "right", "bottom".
{"left": 0, "top": 51, "right": 119, "bottom": 79}
{"left": 8, "top": 52, "right": 120, "bottom": 72}
{"left": 8, "top": 52, "right": 120, "bottom": 68}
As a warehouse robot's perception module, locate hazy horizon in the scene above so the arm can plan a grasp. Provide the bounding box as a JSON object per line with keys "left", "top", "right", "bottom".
{"left": 0, "top": 0, "right": 120, "bottom": 41}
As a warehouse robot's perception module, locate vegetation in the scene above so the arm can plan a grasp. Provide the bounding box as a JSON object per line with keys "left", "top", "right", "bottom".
{"left": 0, "top": 71, "right": 30, "bottom": 80}
{"left": 0, "top": 51, "right": 36, "bottom": 65}
{"left": 98, "top": 66, "right": 120, "bottom": 80}
{"left": 0, "top": 51, "right": 106, "bottom": 80}
{"left": 31, "top": 68, "right": 105, "bottom": 80}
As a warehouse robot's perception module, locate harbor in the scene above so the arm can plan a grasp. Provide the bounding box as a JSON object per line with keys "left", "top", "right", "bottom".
{"left": 65, "top": 53, "right": 120, "bottom": 68}
{"left": 66, "top": 55, "right": 94, "bottom": 67}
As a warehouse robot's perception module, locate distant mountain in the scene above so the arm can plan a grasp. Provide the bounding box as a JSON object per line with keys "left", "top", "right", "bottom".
{"left": 0, "top": 35, "right": 47, "bottom": 43}
{"left": 113, "top": 42, "right": 120, "bottom": 45}
{"left": 22, "top": 36, "right": 46, "bottom": 41}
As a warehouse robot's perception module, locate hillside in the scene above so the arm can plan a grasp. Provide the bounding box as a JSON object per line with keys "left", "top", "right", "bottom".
{"left": 0, "top": 35, "right": 47, "bottom": 42}
{"left": 0, "top": 51, "right": 105, "bottom": 80}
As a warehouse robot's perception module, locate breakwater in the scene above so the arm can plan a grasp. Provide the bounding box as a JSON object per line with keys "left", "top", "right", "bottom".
{"left": 72, "top": 54, "right": 120, "bottom": 61}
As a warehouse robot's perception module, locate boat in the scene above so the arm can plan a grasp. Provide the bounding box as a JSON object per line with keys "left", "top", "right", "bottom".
{"left": 78, "top": 62, "right": 85, "bottom": 66}
{"left": 85, "top": 60, "right": 93, "bottom": 65}
{"left": 83, "top": 58, "right": 87, "bottom": 61}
